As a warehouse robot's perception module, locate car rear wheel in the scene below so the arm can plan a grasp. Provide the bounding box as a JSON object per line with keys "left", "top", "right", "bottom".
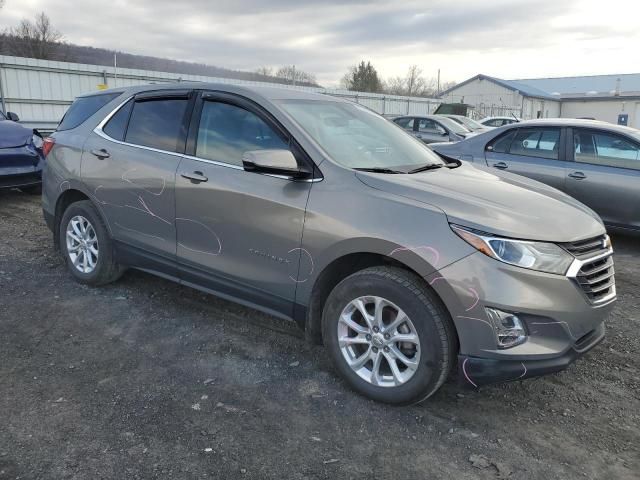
{"left": 322, "top": 266, "right": 456, "bottom": 405}
{"left": 59, "top": 200, "right": 123, "bottom": 285}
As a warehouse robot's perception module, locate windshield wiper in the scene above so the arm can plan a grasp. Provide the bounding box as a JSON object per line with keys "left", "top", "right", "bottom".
{"left": 353, "top": 167, "right": 404, "bottom": 174}
{"left": 407, "top": 164, "right": 444, "bottom": 174}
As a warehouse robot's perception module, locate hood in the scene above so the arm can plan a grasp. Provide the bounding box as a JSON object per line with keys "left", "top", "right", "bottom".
{"left": 356, "top": 163, "right": 604, "bottom": 243}
{"left": 0, "top": 120, "right": 32, "bottom": 148}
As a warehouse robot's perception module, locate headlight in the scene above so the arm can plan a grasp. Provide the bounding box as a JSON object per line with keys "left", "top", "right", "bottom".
{"left": 32, "top": 133, "right": 44, "bottom": 150}
{"left": 451, "top": 224, "right": 573, "bottom": 275}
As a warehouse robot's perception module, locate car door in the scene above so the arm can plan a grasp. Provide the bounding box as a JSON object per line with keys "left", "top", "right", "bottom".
{"left": 484, "top": 126, "right": 567, "bottom": 191}
{"left": 566, "top": 127, "right": 640, "bottom": 229}
{"left": 82, "top": 90, "right": 193, "bottom": 260}
{"left": 174, "top": 92, "right": 314, "bottom": 317}
{"left": 416, "top": 118, "right": 448, "bottom": 143}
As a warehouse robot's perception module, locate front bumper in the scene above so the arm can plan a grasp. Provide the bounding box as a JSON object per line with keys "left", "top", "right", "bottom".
{"left": 426, "top": 250, "right": 615, "bottom": 384}
{"left": 0, "top": 145, "right": 44, "bottom": 188}
{"left": 458, "top": 322, "right": 605, "bottom": 387}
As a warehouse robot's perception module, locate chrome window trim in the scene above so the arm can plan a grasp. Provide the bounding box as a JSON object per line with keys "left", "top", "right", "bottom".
{"left": 93, "top": 96, "right": 322, "bottom": 183}
{"left": 566, "top": 247, "right": 616, "bottom": 305}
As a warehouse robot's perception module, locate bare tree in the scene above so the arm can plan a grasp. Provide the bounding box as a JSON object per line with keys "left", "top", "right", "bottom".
{"left": 255, "top": 66, "right": 273, "bottom": 77}
{"left": 384, "top": 66, "right": 442, "bottom": 97}
{"left": 275, "top": 65, "right": 317, "bottom": 86}
{"left": 6, "top": 12, "right": 64, "bottom": 60}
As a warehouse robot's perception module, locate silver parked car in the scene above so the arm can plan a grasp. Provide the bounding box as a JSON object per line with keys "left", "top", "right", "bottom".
{"left": 438, "top": 114, "right": 492, "bottom": 133}
{"left": 392, "top": 114, "right": 474, "bottom": 143}
{"left": 432, "top": 119, "right": 640, "bottom": 233}
{"left": 43, "top": 84, "right": 615, "bottom": 404}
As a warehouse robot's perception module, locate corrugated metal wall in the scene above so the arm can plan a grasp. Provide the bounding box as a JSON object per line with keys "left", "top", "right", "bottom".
{"left": 0, "top": 55, "right": 440, "bottom": 132}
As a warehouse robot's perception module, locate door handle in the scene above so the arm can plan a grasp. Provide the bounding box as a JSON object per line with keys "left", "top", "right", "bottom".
{"left": 181, "top": 171, "right": 208, "bottom": 183}
{"left": 415, "top": 134, "right": 422, "bottom": 139}
{"left": 90, "top": 148, "right": 110, "bottom": 160}
{"left": 492, "top": 162, "right": 508, "bottom": 169}
{"left": 568, "top": 171, "right": 586, "bottom": 180}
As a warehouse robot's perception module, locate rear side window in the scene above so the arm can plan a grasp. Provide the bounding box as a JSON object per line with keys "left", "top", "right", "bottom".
{"left": 103, "top": 99, "right": 133, "bottom": 141}
{"left": 195, "top": 101, "right": 289, "bottom": 167}
{"left": 58, "top": 93, "right": 120, "bottom": 131}
{"left": 574, "top": 129, "right": 640, "bottom": 170}
{"left": 508, "top": 128, "right": 561, "bottom": 160}
{"left": 125, "top": 98, "right": 189, "bottom": 152}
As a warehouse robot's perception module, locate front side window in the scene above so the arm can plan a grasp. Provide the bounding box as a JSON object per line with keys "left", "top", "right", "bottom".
{"left": 574, "top": 129, "right": 640, "bottom": 170}
{"left": 393, "top": 117, "right": 414, "bottom": 130}
{"left": 488, "top": 130, "right": 517, "bottom": 153}
{"left": 508, "top": 128, "right": 561, "bottom": 160}
{"left": 125, "top": 98, "right": 189, "bottom": 152}
{"left": 195, "top": 101, "right": 289, "bottom": 166}
{"left": 418, "top": 119, "right": 445, "bottom": 134}
{"left": 279, "top": 100, "right": 445, "bottom": 170}
{"left": 58, "top": 93, "right": 120, "bottom": 131}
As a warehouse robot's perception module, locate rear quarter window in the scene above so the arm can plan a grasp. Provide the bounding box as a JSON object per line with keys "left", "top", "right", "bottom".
{"left": 58, "top": 93, "right": 120, "bottom": 131}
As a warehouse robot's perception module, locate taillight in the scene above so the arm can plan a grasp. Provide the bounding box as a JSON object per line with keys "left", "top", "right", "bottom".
{"left": 42, "top": 137, "right": 55, "bottom": 157}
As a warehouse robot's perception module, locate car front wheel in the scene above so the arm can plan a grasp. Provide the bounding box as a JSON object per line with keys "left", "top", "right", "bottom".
{"left": 322, "top": 266, "right": 456, "bottom": 405}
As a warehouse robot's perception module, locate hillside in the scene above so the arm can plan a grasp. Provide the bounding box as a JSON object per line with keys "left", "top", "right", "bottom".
{"left": 0, "top": 35, "right": 319, "bottom": 87}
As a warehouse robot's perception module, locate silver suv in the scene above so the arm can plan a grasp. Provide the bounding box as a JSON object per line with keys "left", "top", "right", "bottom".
{"left": 42, "top": 84, "right": 616, "bottom": 404}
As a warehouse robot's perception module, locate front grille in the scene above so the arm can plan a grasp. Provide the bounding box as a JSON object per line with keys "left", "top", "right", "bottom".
{"left": 563, "top": 235, "right": 615, "bottom": 304}
{"left": 575, "top": 255, "right": 615, "bottom": 303}
{"left": 561, "top": 234, "right": 607, "bottom": 258}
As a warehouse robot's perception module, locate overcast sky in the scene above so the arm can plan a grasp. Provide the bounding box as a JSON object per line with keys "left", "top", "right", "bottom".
{"left": 1, "top": 0, "right": 638, "bottom": 87}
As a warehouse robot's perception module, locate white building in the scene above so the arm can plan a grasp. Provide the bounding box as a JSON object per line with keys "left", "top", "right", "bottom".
{"left": 440, "top": 73, "right": 640, "bottom": 128}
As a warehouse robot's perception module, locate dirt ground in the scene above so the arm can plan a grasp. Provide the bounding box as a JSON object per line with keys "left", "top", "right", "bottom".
{"left": 0, "top": 190, "right": 638, "bottom": 480}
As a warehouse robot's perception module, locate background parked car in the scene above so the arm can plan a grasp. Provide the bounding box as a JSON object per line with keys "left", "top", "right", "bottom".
{"left": 392, "top": 115, "right": 473, "bottom": 143}
{"left": 438, "top": 114, "right": 492, "bottom": 133}
{"left": 0, "top": 110, "right": 45, "bottom": 193}
{"left": 480, "top": 116, "right": 522, "bottom": 127}
{"left": 431, "top": 119, "right": 640, "bottom": 233}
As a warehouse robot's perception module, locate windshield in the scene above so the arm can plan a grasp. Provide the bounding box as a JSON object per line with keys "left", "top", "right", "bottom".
{"left": 0, "top": 111, "right": 6, "bottom": 120}
{"left": 435, "top": 116, "right": 471, "bottom": 135}
{"left": 452, "top": 116, "right": 485, "bottom": 131}
{"left": 278, "top": 100, "right": 444, "bottom": 170}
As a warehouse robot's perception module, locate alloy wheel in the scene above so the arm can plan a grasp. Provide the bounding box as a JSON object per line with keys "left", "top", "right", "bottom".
{"left": 66, "top": 215, "right": 99, "bottom": 274}
{"left": 337, "top": 296, "right": 421, "bottom": 387}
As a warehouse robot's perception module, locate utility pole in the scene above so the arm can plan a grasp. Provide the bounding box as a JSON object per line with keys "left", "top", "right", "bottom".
{"left": 437, "top": 69, "right": 441, "bottom": 96}
{"left": 114, "top": 53, "right": 118, "bottom": 86}
{"left": 292, "top": 65, "right": 296, "bottom": 86}
{"left": 0, "top": 63, "right": 6, "bottom": 114}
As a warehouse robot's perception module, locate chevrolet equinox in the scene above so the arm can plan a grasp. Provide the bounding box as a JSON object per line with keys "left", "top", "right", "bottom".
{"left": 42, "top": 84, "right": 616, "bottom": 404}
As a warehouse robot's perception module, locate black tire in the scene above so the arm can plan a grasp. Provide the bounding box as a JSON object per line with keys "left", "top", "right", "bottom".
{"left": 322, "top": 266, "right": 457, "bottom": 405}
{"left": 59, "top": 200, "right": 123, "bottom": 286}
{"left": 20, "top": 184, "right": 42, "bottom": 195}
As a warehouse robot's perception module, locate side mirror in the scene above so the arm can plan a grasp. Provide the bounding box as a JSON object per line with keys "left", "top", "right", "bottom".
{"left": 440, "top": 130, "right": 448, "bottom": 136}
{"left": 6, "top": 112, "right": 19, "bottom": 122}
{"left": 242, "top": 149, "right": 305, "bottom": 177}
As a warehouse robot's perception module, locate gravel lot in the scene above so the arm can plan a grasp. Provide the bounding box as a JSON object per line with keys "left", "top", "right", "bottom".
{"left": 0, "top": 190, "right": 638, "bottom": 480}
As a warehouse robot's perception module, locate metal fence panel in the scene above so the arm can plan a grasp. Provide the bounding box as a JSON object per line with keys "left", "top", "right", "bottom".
{"left": 0, "top": 55, "right": 441, "bottom": 131}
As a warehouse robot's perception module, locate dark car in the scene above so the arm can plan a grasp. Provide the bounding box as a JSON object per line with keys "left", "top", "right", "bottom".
{"left": 431, "top": 119, "right": 640, "bottom": 233}
{"left": 392, "top": 115, "right": 474, "bottom": 144}
{"left": 0, "top": 110, "right": 46, "bottom": 193}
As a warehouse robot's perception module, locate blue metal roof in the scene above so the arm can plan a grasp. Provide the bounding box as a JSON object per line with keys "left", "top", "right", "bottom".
{"left": 441, "top": 73, "right": 640, "bottom": 100}
{"left": 512, "top": 73, "right": 640, "bottom": 96}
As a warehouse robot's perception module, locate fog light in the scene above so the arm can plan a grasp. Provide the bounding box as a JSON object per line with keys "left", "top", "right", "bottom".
{"left": 485, "top": 307, "right": 527, "bottom": 349}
